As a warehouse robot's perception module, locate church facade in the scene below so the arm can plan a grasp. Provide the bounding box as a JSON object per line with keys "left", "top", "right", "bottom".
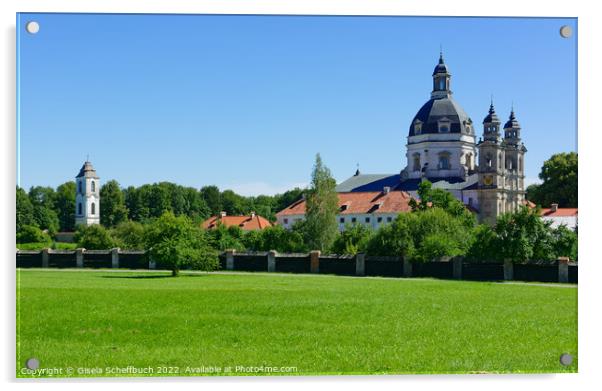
{"left": 335, "top": 53, "right": 527, "bottom": 224}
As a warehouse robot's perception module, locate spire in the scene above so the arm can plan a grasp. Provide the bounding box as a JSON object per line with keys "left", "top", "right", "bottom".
{"left": 483, "top": 98, "right": 500, "bottom": 125}
{"left": 431, "top": 51, "right": 451, "bottom": 98}
{"left": 503, "top": 106, "right": 521, "bottom": 142}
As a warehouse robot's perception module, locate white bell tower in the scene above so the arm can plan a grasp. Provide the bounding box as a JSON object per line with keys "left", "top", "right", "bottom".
{"left": 75, "top": 160, "right": 100, "bottom": 226}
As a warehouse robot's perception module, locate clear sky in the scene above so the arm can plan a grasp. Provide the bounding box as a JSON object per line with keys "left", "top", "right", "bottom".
{"left": 17, "top": 13, "right": 577, "bottom": 195}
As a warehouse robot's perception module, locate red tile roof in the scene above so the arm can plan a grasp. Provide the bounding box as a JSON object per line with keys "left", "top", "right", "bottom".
{"left": 276, "top": 191, "right": 414, "bottom": 216}
{"left": 540, "top": 208, "right": 578, "bottom": 217}
{"left": 202, "top": 214, "right": 273, "bottom": 231}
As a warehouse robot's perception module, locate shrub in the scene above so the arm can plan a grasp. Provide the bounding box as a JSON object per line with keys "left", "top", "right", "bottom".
{"left": 465, "top": 224, "right": 499, "bottom": 263}
{"left": 205, "top": 224, "right": 246, "bottom": 251}
{"left": 331, "top": 224, "right": 373, "bottom": 255}
{"left": 145, "top": 212, "right": 219, "bottom": 276}
{"left": 243, "top": 225, "right": 307, "bottom": 253}
{"left": 17, "top": 225, "right": 51, "bottom": 244}
{"left": 110, "top": 220, "right": 146, "bottom": 250}
{"left": 552, "top": 225, "right": 578, "bottom": 261}
{"left": 74, "top": 224, "right": 116, "bottom": 250}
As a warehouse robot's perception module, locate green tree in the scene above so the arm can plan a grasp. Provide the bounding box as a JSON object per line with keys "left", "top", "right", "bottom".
{"left": 205, "top": 224, "right": 246, "bottom": 251}
{"left": 409, "top": 180, "right": 476, "bottom": 228}
{"left": 28, "top": 186, "right": 59, "bottom": 234}
{"left": 100, "top": 180, "right": 128, "bottom": 227}
{"left": 145, "top": 212, "right": 219, "bottom": 276}
{"left": 221, "top": 190, "right": 246, "bottom": 215}
{"left": 17, "top": 225, "right": 51, "bottom": 244}
{"left": 465, "top": 224, "right": 499, "bottom": 262}
{"left": 243, "top": 225, "right": 307, "bottom": 253}
{"left": 110, "top": 221, "right": 146, "bottom": 250}
{"left": 551, "top": 225, "right": 578, "bottom": 261}
{"left": 302, "top": 154, "right": 339, "bottom": 252}
{"left": 54, "top": 181, "right": 76, "bottom": 232}
{"left": 527, "top": 152, "right": 578, "bottom": 207}
{"left": 200, "top": 185, "right": 222, "bottom": 216}
{"left": 366, "top": 214, "right": 415, "bottom": 257}
{"left": 16, "top": 187, "right": 36, "bottom": 233}
{"left": 74, "top": 224, "right": 116, "bottom": 250}
{"left": 494, "top": 206, "right": 555, "bottom": 263}
{"left": 331, "top": 224, "right": 373, "bottom": 255}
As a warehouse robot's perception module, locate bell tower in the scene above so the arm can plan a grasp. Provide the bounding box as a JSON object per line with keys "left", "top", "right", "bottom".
{"left": 502, "top": 108, "right": 527, "bottom": 212}
{"left": 477, "top": 102, "right": 506, "bottom": 224}
{"left": 431, "top": 52, "right": 452, "bottom": 99}
{"left": 75, "top": 160, "right": 100, "bottom": 226}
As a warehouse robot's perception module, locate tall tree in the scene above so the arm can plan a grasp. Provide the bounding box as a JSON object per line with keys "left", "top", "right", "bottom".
{"left": 303, "top": 154, "right": 339, "bottom": 252}
{"left": 16, "top": 186, "right": 36, "bottom": 232}
{"left": 28, "top": 186, "right": 59, "bottom": 234}
{"left": 527, "top": 152, "right": 578, "bottom": 207}
{"left": 200, "top": 186, "right": 222, "bottom": 216}
{"left": 100, "top": 180, "right": 128, "bottom": 228}
{"left": 54, "top": 181, "right": 76, "bottom": 232}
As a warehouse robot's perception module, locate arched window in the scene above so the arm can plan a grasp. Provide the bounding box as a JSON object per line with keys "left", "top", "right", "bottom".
{"left": 498, "top": 153, "right": 503, "bottom": 169}
{"left": 439, "top": 78, "right": 445, "bottom": 90}
{"left": 91, "top": 181, "right": 95, "bottom": 192}
{"left": 465, "top": 153, "right": 472, "bottom": 169}
{"left": 91, "top": 202, "right": 96, "bottom": 215}
{"left": 78, "top": 181, "right": 82, "bottom": 194}
{"left": 438, "top": 152, "right": 450, "bottom": 170}
{"left": 413, "top": 153, "right": 421, "bottom": 172}
{"left": 78, "top": 203, "right": 82, "bottom": 215}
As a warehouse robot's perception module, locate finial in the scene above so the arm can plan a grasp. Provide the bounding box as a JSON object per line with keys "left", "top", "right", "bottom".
{"left": 355, "top": 163, "right": 360, "bottom": 176}
{"left": 439, "top": 44, "right": 444, "bottom": 62}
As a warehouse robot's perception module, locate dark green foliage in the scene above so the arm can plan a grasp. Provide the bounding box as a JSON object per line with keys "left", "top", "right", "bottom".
{"left": 100, "top": 180, "right": 128, "bottom": 228}
{"left": 110, "top": 221, "right": 146, "bottom": 250}
{"left": 74, "top": 224, "right": 116, "bottom": 250}
{"left": 367, "top": 208, "right": 470, "bottom": 262}
{"left": 331, "top": 224, "right": 373, "bottom": 255}
{"left": 206, "top": 224, "right": 246, "bottom": 251}
{"left": 200, "top": 185, "right": 222, "bottom": 216}
{"left": 527, "top": 152, "right": 577, "bottom": 207}
{"left": 551, "top": 225, "right": 578, "bottom": 261}
{"left": 493, "top": 206, "right": 556, "bottom": 263}
{"left": 16, "top": 187, "right": 36, "bottom": 232}
{"left": 302, "top": 154, "right": 339, "bottom": 252}
{"left": 465, "top": 224, "right": 499, "bottom": 262}
{"left": 144, "top": 212, "right": 219, "bottom": 276}
{"left": 28, "top": 186, "right": 60, "bottom": 234}
{"left": 242, "top": 225, "right": 307, "bottom": 253}
{"left": 17, "top": 225, "right": 51, "bottom": 244}
{"left": 410, "top": 180, "right": 476, "bottom": 228}
{"left": 54, "top": 182, "right": 76, "bottom": 232}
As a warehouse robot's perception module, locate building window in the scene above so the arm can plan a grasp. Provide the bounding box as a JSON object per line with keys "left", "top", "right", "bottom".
{"left": 340, "top": 217, "right": 345, "bottom": 224}
{"left": 465, "top": 153, "right": 472, "bottom": 170}
{"left": 386, "top": 217, "right": 392, "bottom": 222}
{"left": 486, "top": 153, "right": 493, "bottom": 168}
{"left": 78, "top": 202, "right": 82, "bottom": 215}
{"left": 377, "top": 216, "right": 383, "bottom": 223}
{"left": 413, "top": 119, "right": 422, "bottom": 134}
{"left": 91, "top": 181, "right": 95, "bottom": 192}
{"left": 91, "top": 202, "right": 96, "bottom": 215}
{"left": 351, "top": 217, "right": 357, "bottom": 223}
{"left": 283, "top": 218, "right": 288, "bottom": 224}
{"left": 413, "top": 153, "right": 421, "bottom": 172}
{"left": 365, "top": 217, "right": 370, "bottom": 223}
{"left": 78, "top": 181, "right": 82, "bottom": 194}
{"left": 438, "top": 153, "right": 450, "bottom": 170}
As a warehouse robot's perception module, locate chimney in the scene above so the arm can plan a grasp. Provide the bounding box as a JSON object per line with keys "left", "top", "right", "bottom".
{"left": 383, "top": 186, "right": 391, "bottom": 195}
{"left": 250, "top": 211, "right": 256, "bottom": 218}
{"left": 220, "top": 211, "right": 227, "bottom": 218}
{"left": 550, "top": 203, "right": 558, "bottom": 212}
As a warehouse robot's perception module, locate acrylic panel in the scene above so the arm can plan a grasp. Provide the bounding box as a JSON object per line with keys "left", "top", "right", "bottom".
{"left": 16, "top": 13, "right": 578, "bottom": 378}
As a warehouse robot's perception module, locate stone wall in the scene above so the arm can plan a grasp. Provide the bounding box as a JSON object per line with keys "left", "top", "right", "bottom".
{"left": 15, "top": 249, "right": 577, "bottom": 284}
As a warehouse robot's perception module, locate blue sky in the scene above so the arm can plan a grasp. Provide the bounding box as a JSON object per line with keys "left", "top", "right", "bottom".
{"left": 17, "top": 13, "right": 577, "bottom": 195}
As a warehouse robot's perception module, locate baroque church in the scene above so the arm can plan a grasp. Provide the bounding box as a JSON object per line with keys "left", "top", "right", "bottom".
{"left": 335, "top": 53, "right": 527, "bottom": 224}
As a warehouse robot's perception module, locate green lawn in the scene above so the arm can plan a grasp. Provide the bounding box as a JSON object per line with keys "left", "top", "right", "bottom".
{"left": 16, "top": 269, "right": 577, "bottom": 377}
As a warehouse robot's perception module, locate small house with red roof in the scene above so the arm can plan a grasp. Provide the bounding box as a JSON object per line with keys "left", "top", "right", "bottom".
{"left": 540, "top": 204, "right": 578, "bottom": 230}
{"left": 202, "top": 212, "right": 273, "bottom": 231}
{"left": 276, "top": 187, "right": 415, "bottom": 231}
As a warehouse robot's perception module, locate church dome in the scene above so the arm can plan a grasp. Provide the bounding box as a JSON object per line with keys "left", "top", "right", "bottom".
{"left": 408, "top": 96, "right": 472, "bottom": 136}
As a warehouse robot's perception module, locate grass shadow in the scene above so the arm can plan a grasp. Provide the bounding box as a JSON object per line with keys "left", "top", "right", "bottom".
{"left": 101, "top": 272, "right": 212, "bottom": 279}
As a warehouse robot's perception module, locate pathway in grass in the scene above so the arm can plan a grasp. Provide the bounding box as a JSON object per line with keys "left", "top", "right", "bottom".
{"left": 16, "top": 269, "right": 577, "bottom": 377}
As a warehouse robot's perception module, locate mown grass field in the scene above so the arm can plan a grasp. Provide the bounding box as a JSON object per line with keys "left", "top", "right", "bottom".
{"left": 16, "top": 269, "right": 577, "bottom": 377}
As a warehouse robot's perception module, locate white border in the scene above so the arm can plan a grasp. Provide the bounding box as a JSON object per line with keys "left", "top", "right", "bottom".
{"left": 2, "top": 1, "right": 599, "bottom": 390}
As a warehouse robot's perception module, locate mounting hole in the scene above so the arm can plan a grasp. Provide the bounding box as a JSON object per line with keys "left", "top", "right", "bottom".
{"left": 26, "top": 357, "right": 40, "bottom": 370}
{"left": 559, "top": 25, "right": 572, "bottom": 38}
{"left": 26, "top": 21, "right": 40, "bottom": 34}
{"left": 560, "top": 353, "right": 573, "bottom": 366}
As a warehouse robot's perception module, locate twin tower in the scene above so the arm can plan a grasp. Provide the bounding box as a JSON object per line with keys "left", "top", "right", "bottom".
{"left": 403, "top": 53, "right": 526, "bottom": 224}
